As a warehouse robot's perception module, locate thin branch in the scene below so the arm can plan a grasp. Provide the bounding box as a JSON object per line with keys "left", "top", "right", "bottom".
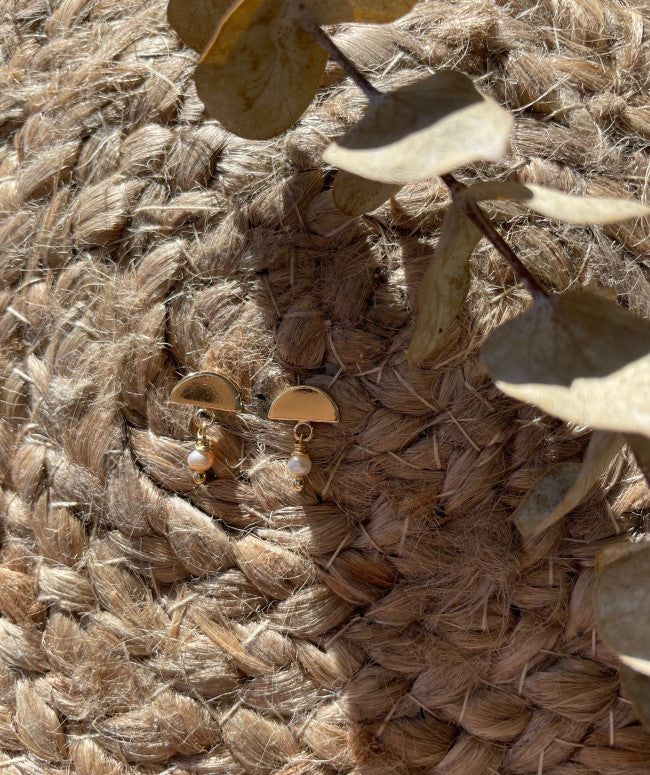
{"left": 295, "top": 4, "right": 383, "bottom": 104}
{"left": 296, "top": 17, "right": 546, "bottom": 299}
{"left": 441, "top": 173, "right": 548, "bottom": 298}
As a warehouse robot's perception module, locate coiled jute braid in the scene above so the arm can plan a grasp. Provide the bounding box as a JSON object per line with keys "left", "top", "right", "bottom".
{"left": 1, "top": 0, "right": 649, "bottom": 772}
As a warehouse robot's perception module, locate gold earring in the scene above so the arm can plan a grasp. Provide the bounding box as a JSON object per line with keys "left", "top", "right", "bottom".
{"left": 268, "top": 386, "right": 339, "bottom": 491}
{"left": 170, "top": 371, "right": 242, "bottom": 484}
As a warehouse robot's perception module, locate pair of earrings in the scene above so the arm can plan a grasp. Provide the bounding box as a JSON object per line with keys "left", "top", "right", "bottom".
{"left": 170, "top": 372, "right": 339, "bottom": 491}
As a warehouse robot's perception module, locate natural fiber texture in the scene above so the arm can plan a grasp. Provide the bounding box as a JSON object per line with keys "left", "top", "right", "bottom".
{"left": 1, "top": 0, "right": 650, "bottom": 772}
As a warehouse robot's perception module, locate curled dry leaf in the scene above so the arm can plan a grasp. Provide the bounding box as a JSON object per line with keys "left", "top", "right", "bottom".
{"left": 167, "top": 0, "right": 234, "bottom": 52}
{"left": 332, "top": 171, "right": 402, "bottom": 216}
{"left": 196, "top": 0, "right": 418, "bottom": 139}
{"left": 482, "top": 291, "right": 650, "bottom": 439}
{"left": 323, "top": 70, "right": 513, "bottom": 184}
{"left": 464, "top": 181, "right": 650, "bottom": 225}
{"left": 620, "top": 667, "right": 650, "bottom": 729}
{"left": 408, "top": 205, "right": 482, "bottom": 366}
{"left": 512, "top": 431, "right": 624, "bottom": 537}
{"left": 595, "top": 539, "right": 650, "bottom": 676}
{"left": 197, "top": 0, "right": 327, "bottom": 139}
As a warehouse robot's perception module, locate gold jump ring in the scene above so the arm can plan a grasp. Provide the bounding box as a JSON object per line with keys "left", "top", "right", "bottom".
{"left": 195, "top": 408, "right": 216, "bottom": 428}
{"left": 293, "top": 422, "right": 314, "bottom": 443}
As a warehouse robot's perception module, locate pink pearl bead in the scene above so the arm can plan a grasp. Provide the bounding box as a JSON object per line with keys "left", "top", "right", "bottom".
{"left": 187, "top": 448, "right": 214, "bottom": 472}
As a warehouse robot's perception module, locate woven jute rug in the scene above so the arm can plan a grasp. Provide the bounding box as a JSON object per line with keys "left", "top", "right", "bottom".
{"left": 1, "top": 0, "right": 650, "bottom": 772}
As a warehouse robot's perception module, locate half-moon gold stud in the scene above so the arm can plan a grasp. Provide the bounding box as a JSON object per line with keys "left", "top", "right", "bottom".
{"left": 171, "top": 372, "right": 242, "bottom": 484}
{"left": 268, "top": 386, "right": 339, "bottom": 492}
{"left": 170, "top": 371, "right": 242, "bottom": 412}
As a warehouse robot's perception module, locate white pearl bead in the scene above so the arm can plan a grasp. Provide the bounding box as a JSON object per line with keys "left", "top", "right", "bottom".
{"left": 188, "top": 448, "right": 214, "bottom": 472}
{"left": 288, "top": 453, "right": 312, "bottom": 476}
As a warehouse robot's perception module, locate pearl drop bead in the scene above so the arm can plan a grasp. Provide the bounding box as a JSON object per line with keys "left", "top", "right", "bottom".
{"left": 188, "top": 448, "right": 214, "bottom": 472}
{"left": 288, "top": 453, "right": 312, "bottom": 476}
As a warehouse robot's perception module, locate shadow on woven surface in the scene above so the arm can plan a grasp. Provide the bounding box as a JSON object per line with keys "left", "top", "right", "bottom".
{"left": 0, "top": 0, "right": 650, "bottom": 772}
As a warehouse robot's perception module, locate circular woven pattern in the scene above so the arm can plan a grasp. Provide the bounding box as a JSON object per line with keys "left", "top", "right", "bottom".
{"left": 1, "top": 0, "right": 650, "bottom": 773}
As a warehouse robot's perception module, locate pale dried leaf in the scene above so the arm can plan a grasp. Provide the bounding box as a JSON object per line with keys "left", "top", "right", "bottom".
{"left": 620, "top": 667, "right": 650, "bottom": 729}
{"left": 408, "top": 205, "right": 481, "bottom": 366}
{"left": 465, "top": 181, "right": 650, "bottom": 224}
{"left": 323, "top": 70, "right": 513, "bottom": 184}
{"left": 194, "top": 0, "right": 419, "bottom": 139}
{"left": 512, "top": 431, "right": 624, "bottom": 537}
{"left": 313, "top": 0, "right": 419, "bottom": 24}
{"left": 595, "top": 540, "right": 650, "bottom": 676}
{"left": 482, "top": 291, "right": 650, "bottom": 438}
{"left": 332, "top": 171, "right": 401, "bottom": 216}
{"left": 197, "top": 0, "right": 327, "bottom": 139}
{"left": 595, "top": 538, "right": 649, "bottom": 575}
{"left": 167, "top": 0, "right": 234, "bottom": 52}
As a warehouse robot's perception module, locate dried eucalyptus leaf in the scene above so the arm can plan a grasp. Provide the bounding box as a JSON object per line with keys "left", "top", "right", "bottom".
{"left": 596, "top": 538, "right": 650, "bottom": 574}
{"left": 332, "top": 171, "right": 401, "bottom": 216}
{"left": 408, "top": 205, "right": 482, "bottom": 366}
{"left": 323, "top": 70, "right": 513, "bottom": 184}
{"left": 482, "top": 291, "right": 650, "bottom": 438}
{"left": 313, "top": 0, "right": 419, "bottom": 24}
{"left": 167, "top": 0, "right": 233, "bottom": 52}
{"left": 512, "top": 463, "right": 581, "bottom": 537}
{"left": 194, "top": 0, "right": 419, "bottom": 140}
{"left": 620, "top": 667, "right": 650, "bottom": 729}
{"left": 466, "top": 181, "right": 650, "bottom": 224}
{"left": 512, "top": 431, "right": 624, "bottom": 537}
{"left": 197, "top": 0, "right": 327, "bottom": 139}
{"left": 595, "top": 540, "right": 650, "bottom": 676}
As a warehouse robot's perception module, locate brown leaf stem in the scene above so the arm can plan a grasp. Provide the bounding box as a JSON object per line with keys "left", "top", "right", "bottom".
{"left": 302, "top": 20, "right": 546, "bottom": 298}
{"left": 441, "top": 174, "right": 548, "bottom": 298}
{"left": 296, "top": 5, "right": 383, "bottom": 104}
